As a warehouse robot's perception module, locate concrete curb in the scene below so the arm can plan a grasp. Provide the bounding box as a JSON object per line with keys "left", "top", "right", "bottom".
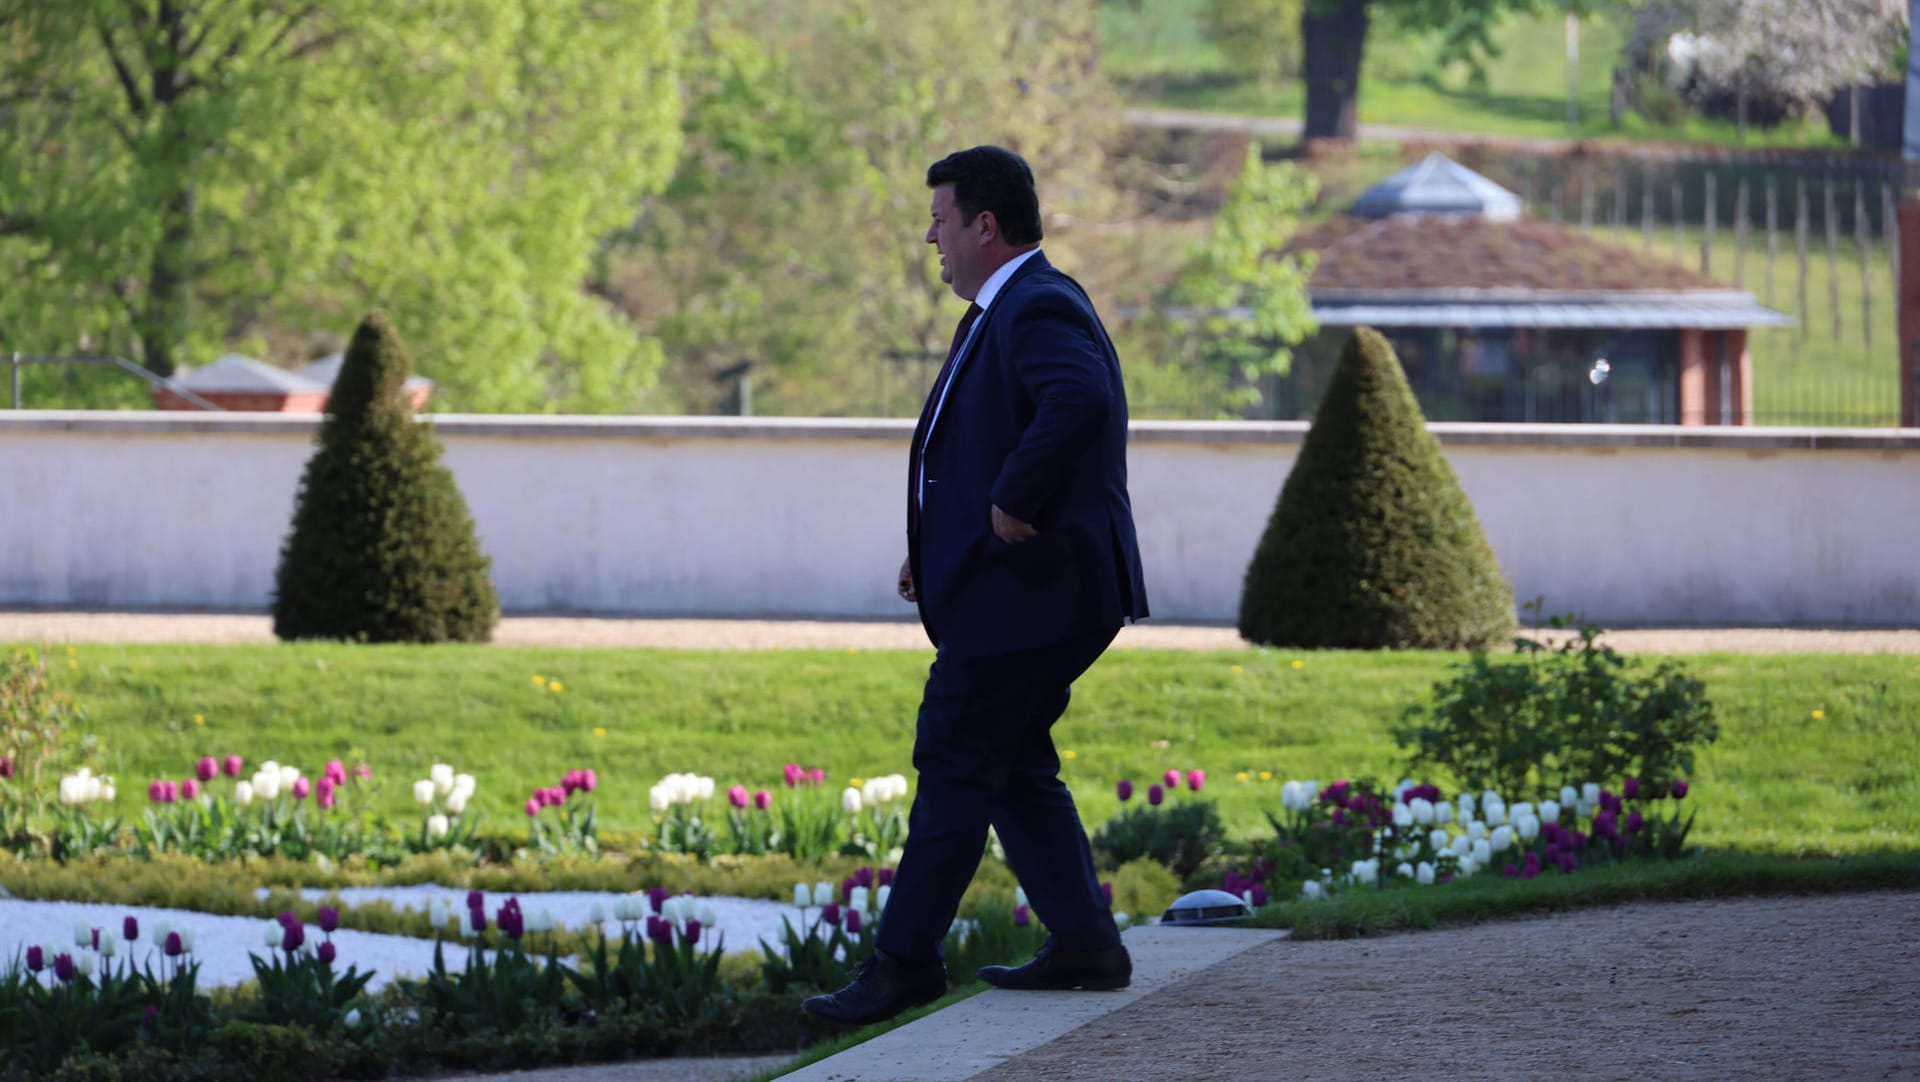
{"left": 777, "top": 926, "right": 1289, "bottom": 1081}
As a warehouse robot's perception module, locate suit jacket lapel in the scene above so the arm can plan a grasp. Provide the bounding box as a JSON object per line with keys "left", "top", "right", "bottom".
{"left": 925, "top": 252, "right": 1051, "bottom": 446}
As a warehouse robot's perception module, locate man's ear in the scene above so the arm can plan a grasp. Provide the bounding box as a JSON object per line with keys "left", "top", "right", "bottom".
{"left": 973, "top": 210, "right": 999, "bottom": 245}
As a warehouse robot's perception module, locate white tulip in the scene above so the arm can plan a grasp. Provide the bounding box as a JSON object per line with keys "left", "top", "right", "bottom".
{"left": 841, "top": 787, "right": 863, "bottom": 814}
{"left": 1351, "top": 859, "right": 1378, "bottom": 886}
{"left": 1114, "top": 911, "right": 1132, "bottom": 929}
{"left": 1393, "top": 778, "right": 1415, "bottom": 799}
{"left": 452, "top": 773, "right": 475, "bottom": 799}
{"left": 1468, "top": 821, "right": 1488, "bottom": 842}
{"left": 850, "top": 887, "right": 870, "bottom": 914}
{"left": 1517, "top": 815, "right": 1541, "bottom": 842}
{"left": 1450, "top": 834, "right": 1473, "bottom": 857}
{"left": 1576, "top": 799, "right": 1594, "bottom": 819}
{"left": 1395, "top": 862, "right": 1414, "bottom": 878}
{"left": 876, "top": 885, "right": 892, "bottom": 910}
{"left": 76, "top": 953, "right": 94, "bottom": 977}
{"left": 1540, "top": 800, "right": 1562, "bottom": 824}
{"left": 154, "top": 921, "right": 172, "bottom": 944}
{"left": 57, "top": 776, "right": 80, "bottom": 805}
{"left": 591, "top": 900, "right": 609, "bottom": 924}
{"left": 861, "top": 778, "right": 883, "bottom": 805}
{"left": 253, "top": 771, "right": 281, "bottom": 801}
{"left": 429, "top": 900, "right": 450, "bottom": 929}
{"left": 1410, "top": 798, "right": 1435, "bottom": 825}
{"left": 413, "top": 779, "right": 436, "bottom": 806}
{"left": 259, "top": 761, "right": 279, "bottom": 780}
{"left": 1560, "top": 786, "right": 1579, "bottom": 807}
{"left": 1511, "top": 802, "right": 1534, "bottom": 823}
{"left": 1472, "top": 839, "right": 1492, "bottom": 865}
{"left": 1481, "top": 789, "right": 1502, "bottom": 808}
{"left": 278, "top": 765, "right": 300, "bottom": 790}
{"left": 792, "top": 884, "right": 810, "bottom": 909}
{"left": 890, "top": 774, "right": 911, "bottom": 800}
{"left": 427, "top": 814, "right": 450, "bottom": 839}
{"left": 1416, "top": 861, "right": 1436, "bottom": 885}
{"left": 460, "top": 911, "right": 478, "bottom": 938}
{"left": 1484, "top": 803, "right": 1508, "bottom": 826}
{"left": 1457, "top": 856, "right": 1477, "bottom": 877}
{"left": 234, "top": 781, "right": 254, "bottom": 806}
{"left": 344, "top": 1008, "right": 362, "bottom": 1030}
{"left": 1014, "top": 886, "right": 1029, "bottom": 908}
{"left": 813, "top": 881, "right": 835, "bottom": 907}
{"left": 430, "top": 763, "right": 455, "bottom": 795}
{"left": 1301, "top": 880, "right": 1324, "bottom": 900}
{"left": 1581, "top": 782, "right": 1600, "bottom": 804}
{"left": 97, "top": 781, "right": 114, "bottom": 802}
{"left": 73, "top": 921, "right": 91, "bottom": 947}
{"left": 695, "top": 776, "right": 715, "bottom": 801}
{"left": 265, "top": 922, "right": 283, "bottom": 947}
{"left": 697, "top": 904, "right": 718, "bottom": 929}
{"left": 1490, "top": 825, "right": 1513, "bottom": 853}
{"left": 1391, "top": 804, "right": 1413, "bottom": 828}
{"left": 1457, "top": 793, "right": 1475, "bottom": 817}
{"left": 180, "top": 928, "right": 196, "bottom": 953}
{"left": 100, "top": 931, "right": 118, "bottom": 958}
{"left": 648, "top": 786, "right": 671, "bottom": 814}
{"left": 1428, "top": 828, "right": 1449, "bottom": 851}
{"left": 445, "top": 791, "right": 468, "bottom": 815}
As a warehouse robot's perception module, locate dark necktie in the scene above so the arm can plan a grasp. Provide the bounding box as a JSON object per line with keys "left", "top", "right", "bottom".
{"left": 907, "top": 302, "right": 983, "bottom": 533}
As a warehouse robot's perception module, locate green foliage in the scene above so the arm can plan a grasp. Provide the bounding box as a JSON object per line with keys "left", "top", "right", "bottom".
{"left": 416, "top": 938, "right": 565, "bottom": 1037}
{"left": 1106, "top": 857, "right": 1183, "bottom": 921}
{"left": 241, "top": 944, "right": 374, "bottom": 1038}
{"left": 1090, "top": 799, "right": 1227, "bottom": 878}
{"left": 203, "top": 1020, "right": 335, "bottom": 1082}
{"left": 272, "top": 312, "right": 498, "bottom": 644}
{"left": 1238, "top": 328, "right": 1515, "bottom": 649}
{"left": 0, "top": 649, "right": 97, "bottom": 849}
{"left": 1157, "top": 145, "right": 1319, "bottom": 417}
{"left": 1201, "top": 0, "right": 1307, "bottom": 85}
{"left": 0, "top": 964, "right": 148, "bottom": 1075}
{"left": 1397, "top": 615, "right": 1719, "bottom": 797}
{"left": 0, "top": 2, "right": 685, "bottom": 409}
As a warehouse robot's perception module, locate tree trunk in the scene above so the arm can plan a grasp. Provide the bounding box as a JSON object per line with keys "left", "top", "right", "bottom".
{"left": 138, "top": 3, "right": 195, "bottom": 377}
{"left": 1302, "top": 0, "right": 1370, "bottom": 142}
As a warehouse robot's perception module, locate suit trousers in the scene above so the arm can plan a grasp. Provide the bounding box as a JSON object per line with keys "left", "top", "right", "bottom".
{"left": 874, "top": 626, "right": 1122, "bottom": 963}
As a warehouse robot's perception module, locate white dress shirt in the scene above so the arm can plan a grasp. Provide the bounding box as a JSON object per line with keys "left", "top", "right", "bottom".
{"left": 918, "top": 247, "right": 1043, "bottom": 507}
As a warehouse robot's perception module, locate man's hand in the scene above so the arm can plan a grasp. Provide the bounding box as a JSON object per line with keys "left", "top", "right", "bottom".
{"left": 897, "top": 557, "right": 917, "bottom": 603}
{"left": 991, "top": 504, "right": 1037, "bottom": 544}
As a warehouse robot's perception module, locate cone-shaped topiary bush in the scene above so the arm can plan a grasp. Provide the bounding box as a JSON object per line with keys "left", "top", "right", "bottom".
{"left": 273, "top": 312, "right": 498, "bottom": 643}
{"left": 1239, "top": 327, "right": 1513, "bottom": 649}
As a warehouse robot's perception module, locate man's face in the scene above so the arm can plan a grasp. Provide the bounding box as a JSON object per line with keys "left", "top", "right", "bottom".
{"left": 926, "top": 184, "right": 981, "bottom": 300}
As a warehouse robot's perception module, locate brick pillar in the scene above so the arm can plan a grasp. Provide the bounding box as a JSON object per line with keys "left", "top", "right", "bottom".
{"left": 1900, "top": 197, "right": 1920, "bottom": 426}
{"left": 1677, "top": 327, "right": 1709, "bottom": 426}
{"left": 1726, "top": 328, "right": 1751, "bottom": 425}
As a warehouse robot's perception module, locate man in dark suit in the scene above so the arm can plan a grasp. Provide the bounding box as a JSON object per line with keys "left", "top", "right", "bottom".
{"left": 804, "top": 145, "right": 1149, "bottom": 1026}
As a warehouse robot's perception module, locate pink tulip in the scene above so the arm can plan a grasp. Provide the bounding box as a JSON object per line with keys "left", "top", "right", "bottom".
{"left": 325, "top": 760, "right": 347, "bottom": 786}
{"left": 783, "top": 763, "right": 803, "bottom": 787}
{"left": 1188, "top": 769, "right": 1206, "bottom": 792}
{"left": 580, "top": 768, "right": 596, "bottom": 792}
{"left": 0, "top": 757, "right": 12, "bottom": 779}
{"left": 354, "top": 762, "right": 372, "bottom": 781}
{"left": 1163, "top": 769, "right": 1180, "bottom": 789}
{"left": 181, "top": 778, "right": 200, "bottom": 800}
{"left": 808, "top": 767, "right": 826, "bottom": 785}
{"left": 223, "top": 755, "right": 243, "bottom": 778}
{"left": 728, "top": 784, "right": 749, "bottom": 809}
{"left": 195, "top": 757, "right": 218, "bottom": 782}
{"left": 754, "top": 788, "right": 772, "bottom": 810}
{"left": 525, "top": 797, "right": 540, "bottom": 818}
{"left": 316, "top": 777, "right": 337, "bottom": 810}
{"left": 147, "top": 781, "right": 167, "bottom": 804}
{"left": 291, "top": 777, "right": 311, "bottom": 801}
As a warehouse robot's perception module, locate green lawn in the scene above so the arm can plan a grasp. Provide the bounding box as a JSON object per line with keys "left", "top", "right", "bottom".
{"left": 1099, "top": 1, "right": 1845, "bottom": 149}
{"left": 18, "top": 643, "right": 1918, "bottom": 857}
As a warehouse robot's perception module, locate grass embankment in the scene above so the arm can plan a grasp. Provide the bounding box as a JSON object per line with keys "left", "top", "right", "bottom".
{"left": 19, "top": 643, "right": 1920, "bottom": 856}
{"left": 1097, "top": 0, "right": 1845, "bottom": 149}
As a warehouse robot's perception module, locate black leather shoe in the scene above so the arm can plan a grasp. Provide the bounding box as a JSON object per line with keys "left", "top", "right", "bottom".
{"left": 802, "top": 953, "right": 948, "bottom": 1026}
{"left": 978, "top": 941, "right": 1131, "bottom": 991}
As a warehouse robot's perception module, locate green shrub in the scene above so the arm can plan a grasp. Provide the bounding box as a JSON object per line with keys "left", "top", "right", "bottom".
{"left": 205, "top": 1020, "right": 335, "bottom": 1082}
{"left": 1, "top": 648, "right": 97, "bottom": 852}
{"left": 1090, "top": 800, "right": 1226, "bottom": 879}
{"left": 1238, "top": 327, "right": 1514, "bottom": 649}
{"left": 1395, "top": 615, "right": 1718, "bottom": 797}
{"left": 272, "top": 311, "right": 497, "bottom": 643}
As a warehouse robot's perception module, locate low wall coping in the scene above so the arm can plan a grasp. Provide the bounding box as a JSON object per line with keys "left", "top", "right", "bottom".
{"left": 2, "top": 411, "right": 1916, "bottom": 452}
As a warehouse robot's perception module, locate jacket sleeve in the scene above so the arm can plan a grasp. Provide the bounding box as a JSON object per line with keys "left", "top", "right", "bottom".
{"left": 988, "top": 288, "right": 1112, "bottom": 523}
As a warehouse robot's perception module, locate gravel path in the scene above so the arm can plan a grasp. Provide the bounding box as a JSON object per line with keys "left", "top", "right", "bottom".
{"left": 3, "top": 611, "right": 1917, "bottom": 653}
{"left": 973, "top": 890, "right": 1920, "bottom": 1081}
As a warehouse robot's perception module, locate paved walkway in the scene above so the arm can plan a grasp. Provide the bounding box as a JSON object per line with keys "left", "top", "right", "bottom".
{"left": 3, "top": 611, "right": 1917, "bottom": 654}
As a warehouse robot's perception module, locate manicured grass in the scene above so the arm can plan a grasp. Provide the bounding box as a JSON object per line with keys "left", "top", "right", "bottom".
{"left": 1250, "top": 850, "right": 1920, "bottom": 939}
{"left": 1099, "top": 2, "right": 1844, "bottom": 149}
{"left": 15, "top": 643, "right": 1919, "bottom": 856}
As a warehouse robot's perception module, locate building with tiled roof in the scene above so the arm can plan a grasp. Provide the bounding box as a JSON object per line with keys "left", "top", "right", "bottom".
{"left": 1277, "top": 154, "right": 1789, "bottom": 425}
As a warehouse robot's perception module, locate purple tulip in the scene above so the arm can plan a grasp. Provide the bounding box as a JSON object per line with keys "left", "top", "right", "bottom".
{"left": 727, "top": 784, "right": 749, "bottom": 809}
{"left": 1224, "top": 870, "right": 1241, "bottom": 894}
{"left": 92, "top": 928, "right": 99, "bottom": 949}
{"left": 223, "top": 755, "right": 243, "bottom": 778}
{"left": 1100, "top": 881, "right": 1113, "bottom": 905}
{"left": 684, "top": 919, "right": 702, "bottom": 945}
{"left": 1116, "top": 779, "right": 1133, "bottom": 803}
{"left": 467, "top": 906, "right": 486, "bottom": 934}
{"left": 648, "top": 886, "right": 669, "bottom": 913}
{"left": 783, "top": 763, "right": 803, "bottom": 787}
{"left": 1250, "top": 883, "right": 1268, "bottom": 907}
{"left": 647, "top": 916, "right": 672, "bottom": 945}
{"left": 281, "top": 923, "right": 304, "bottom": 952}
{"left": 1557, "top": 852, "right": 1578, "bottom": 874}
{"left": 855, "top": 867, "right": 874, "bottom": 889}
{"left": 53, "top": 953, "right": 75, "bottom": 982}
{"left": 318, "top": 907, "right": 339, "bottom": 934}
{"left": 1622, "top": 777, "right": 1641, "bottom": 800}
{"left": 147, "top": 781, "right": 167, "bottom": 804}
{"left": 0, "top": 756, "right": 12, "bottom": 779}
{"left": 821, "top": 903, "right": 841, "bottom": 927}
{"left": 841, "top": 878, "right": 856, "bottom": 903}
{"left": 845, "top": 909, "right": 862, "bottom": 934}
{"left": 291, "top": 777, "right": 311, "bottom": 801}
{"left": 1501, "top": 863, "right": 1519, "bottom": 878}
{"left": 1187, "top": 769, "right": 1205, "bottom": 791}
{"left": 1013, "top": 904, "right": 1030, "bottom": 927}
{"left": 1163, "top": 769, "right": 1180, "bottom": 789}
{"left": 1148, "top": 784, "right": 1164, "bottom": 807}
{"left": 467, "top": 890, "right": 484, "bottom": 910}
{"left": 181, "top": 778, "right": 199, "bottom": 801}
{"left": 195, "top": 757, "right": 218, "bottom": 782}
{"left": 164, "top": 932, "right": 183, "bottom": 958}
{"left": 878, "top": 868, "right": 894, "bottom": 887}
{"left": 753, "top": 788, "right": 771, "bottom": 810}
{"left": 1625, "top": 811, "right": 1645, "bottom": 834}
{"left": 1599, "top": 790, "right": 1621, "bottom": 814}
{"left": 318, "top": 940, "right": 336, "bottom": 964}
{"left": 1520, "top": 862, "right": 1540, "bottom": 879}
{"left": 497, "top": 899, "right": 524, "bottom": 940}
{"left": 123, "top": 916, "right": 139, "bottom": 943}
{"left": 1670, "top": 778, "right": 1690, "bottom": 800}
{"left": 26, "top": 946, "right": 43, "bottom": 972}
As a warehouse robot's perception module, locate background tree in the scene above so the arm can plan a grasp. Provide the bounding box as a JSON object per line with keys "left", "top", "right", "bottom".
{"left": 273, "top": 312, "right": 497, "bottom": 644}
{"left": 605, "top": 0, "right": 1132, "bottom": 415}
{"left": 0, "top": 1, "right": 685, "bottom": 409}
{"left": 1202, "top": 0, "right": 1307, "bottom": 87}
{"left": 1300, "top": 0, "right": 1573, "bottom": 141}
{"left": 1239, "top": 328, "right": 1513, "bottom": 649}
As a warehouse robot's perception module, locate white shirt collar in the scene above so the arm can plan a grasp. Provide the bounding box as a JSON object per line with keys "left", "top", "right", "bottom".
{"left": 973, "top": 247, "right": 1042, "bottom": 313}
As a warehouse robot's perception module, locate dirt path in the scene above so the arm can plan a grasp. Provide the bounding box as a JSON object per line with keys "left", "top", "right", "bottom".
{"left": 973, "top": 891, "right": 1920, "bottom": 1081}
{"left": 2, "top": 612, "right": 1917, "bottom": 654}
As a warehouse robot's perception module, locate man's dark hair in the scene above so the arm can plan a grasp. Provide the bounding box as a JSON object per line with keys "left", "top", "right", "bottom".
{"left": 926, "top": 145, "right": 1043, "bottom": 246}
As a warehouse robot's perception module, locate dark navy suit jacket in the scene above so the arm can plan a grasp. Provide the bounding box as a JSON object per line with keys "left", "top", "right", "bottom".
{"left": 909, "top": 252, "right": 1149, "bottom": 656}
